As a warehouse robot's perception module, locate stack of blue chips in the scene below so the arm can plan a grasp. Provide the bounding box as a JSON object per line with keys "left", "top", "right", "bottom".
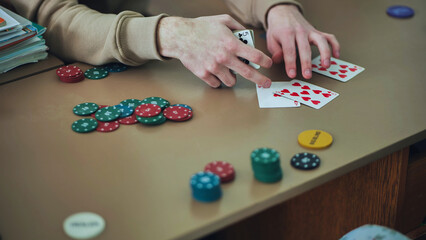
{"left": 190, "top": 172, "right": 222, "bottom": 202}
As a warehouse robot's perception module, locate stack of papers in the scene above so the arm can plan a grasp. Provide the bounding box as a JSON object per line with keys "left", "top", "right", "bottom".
{"left": 0, "top": 6, "right": 48, "bottom": 73}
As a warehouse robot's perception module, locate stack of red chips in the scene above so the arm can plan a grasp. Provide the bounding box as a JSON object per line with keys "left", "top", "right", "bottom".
{"left": 56, "top": 65, "right": 84, "bottom": 83}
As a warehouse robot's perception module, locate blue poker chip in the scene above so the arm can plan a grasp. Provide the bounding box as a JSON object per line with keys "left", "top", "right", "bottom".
{"left": 115, "top": 104, "right": 134, "bottom": 118}
{"left": 102, "top": 63, "right": 129, "bottom": 72}
{"left": 190, "top": 172, "right": 222, "bottom": 203}
{"left": 386, "top": 5, "right": 414, "bottom": 19}
{"left": 171, "top": 104, "right": 192, "bottom": 111}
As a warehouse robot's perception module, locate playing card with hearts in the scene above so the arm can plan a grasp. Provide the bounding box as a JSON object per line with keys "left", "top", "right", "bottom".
{"left": 311, "top": 56, "right": 365, "bottom": 82}
{"left": 273, "top": 79, "right": 339, "bottom": 109}
{"left": 256, "top": 82, "right": 300, "bottom": 108}
{"left": 233, "top": 29, "right": 260, "bottom": 70}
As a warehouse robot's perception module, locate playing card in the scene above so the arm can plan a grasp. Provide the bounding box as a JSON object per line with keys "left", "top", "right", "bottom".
{"left": 274, "top": 79, "right": 339, "bottom": 109}
{"left": 311, "top": 56, "right": 365, "bottom": 82}
{"left": 256, "top": 82, "right": 300, "bottom": 108}
{"left": 233, "top": 29, "right": 260, "bottom": 69}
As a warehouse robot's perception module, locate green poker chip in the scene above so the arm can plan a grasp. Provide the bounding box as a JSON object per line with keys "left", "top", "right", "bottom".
{"left": 84, "top": 67, "right": 109, "bottom": 79}
{"left": 141, "top": 97, "right": 170, "bottom": 110}
{"left": 251, "top": 148, "right": 282, "bottom": 183}
{"left": 73, "top": 102, "right": 99, "bottom": 116}
{"left": 120, "top": 99, "right": 143, "bottom": 110}
{"left": 71, "top": 118, "right": 98, "bottom": 133}
{"left": 95, "top": 106, "right": 121, "bottom": 122}
{"left": 136, "top": 113, "right": 166, "bottom": 125}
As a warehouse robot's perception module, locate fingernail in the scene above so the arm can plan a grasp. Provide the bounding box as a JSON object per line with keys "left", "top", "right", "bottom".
{"left": 289, "top": 69, "right": 296, "bottom": 76}
{"left": 336, "top": 51, "right": 340, "bottom": 58}
{"left": 305, "top": 69, "right": 311, "bottom": 75}
{"left": 324, "top": 59, "right": 330, "bottom": 66}
{"left": 263, "top": 80, "right": 271, "bottom": 88}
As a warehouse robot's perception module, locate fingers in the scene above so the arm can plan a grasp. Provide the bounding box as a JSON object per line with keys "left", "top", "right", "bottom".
{"left": 227, "top": 58, "right": 271, "bottom": 87}
{"left": 267, "top": 35, "right": 283, "bottom": 64}
{"left": 194, "top": 69, "right": 222, "bottom": 88}
{"left": 216, "top": 14, "right": 245, "bottom": 31}
{"left": 235, "top": 44, "right": 273, "bottom": 69}
{"left": 281, "top": 34, "right": 297, "bottom": 79}
{"left": 206, "top": 61, "right": 237, "bottom": 87}
{"left": 310, "top": 32, "right": 332, "bottom": 69}
{"left": 296, "top": 32, "right": 312, "bottom": 79}
{"left": 324, "top": 33, "right": 340, "bottom": 58}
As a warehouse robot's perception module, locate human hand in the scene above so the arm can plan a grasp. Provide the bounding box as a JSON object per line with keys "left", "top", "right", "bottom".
{"left": 158, "top": 15, "right": 273, "bottom": 88}
{"left": 266, "top": 4, "right": 340, "bottom": 79}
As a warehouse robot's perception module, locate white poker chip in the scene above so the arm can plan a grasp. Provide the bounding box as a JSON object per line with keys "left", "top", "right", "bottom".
{"left": 63, "top": 212, "right": 106, "bottom": 239}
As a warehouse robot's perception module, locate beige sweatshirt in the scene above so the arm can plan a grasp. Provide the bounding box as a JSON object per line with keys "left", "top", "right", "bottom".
{"left": 8, "top": 0, "right": 302, "bottom": 65}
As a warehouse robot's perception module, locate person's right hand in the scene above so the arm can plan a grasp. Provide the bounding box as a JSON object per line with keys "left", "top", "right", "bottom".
{"left": 157, "top": 15, "right": 273, "bottom": 88}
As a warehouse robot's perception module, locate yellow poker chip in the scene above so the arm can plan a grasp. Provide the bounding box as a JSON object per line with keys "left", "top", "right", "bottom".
{"left": 298, "top": 130, "right": 333, "bottom": 149}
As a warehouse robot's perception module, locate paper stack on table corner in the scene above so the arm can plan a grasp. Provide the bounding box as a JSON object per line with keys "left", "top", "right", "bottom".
{"left": 0, "top": 6, "right": 48, "bottom": 73}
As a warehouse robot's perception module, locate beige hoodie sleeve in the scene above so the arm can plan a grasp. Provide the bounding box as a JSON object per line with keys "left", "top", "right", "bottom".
{"left": 223, "top": 0, "right": 303, "bottom": 29}
{"left": 10, "top": 0, "right": 167, "bottom": 65}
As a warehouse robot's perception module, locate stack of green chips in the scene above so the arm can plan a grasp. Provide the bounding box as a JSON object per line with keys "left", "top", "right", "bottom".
{"left": 251, "top": 148, "right": 283, "bottom": 183}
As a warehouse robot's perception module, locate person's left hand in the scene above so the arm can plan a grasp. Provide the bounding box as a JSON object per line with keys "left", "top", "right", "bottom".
{"left": 266, "top": 4, "right": 340, "bottom": 79}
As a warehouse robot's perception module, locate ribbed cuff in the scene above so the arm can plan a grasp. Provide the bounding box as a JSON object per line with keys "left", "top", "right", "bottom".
{"left": 118, "top": 12, "right": 168, "bottom": 65}
{"left": 255, "top": 0, "right": 303, "bottom": 29}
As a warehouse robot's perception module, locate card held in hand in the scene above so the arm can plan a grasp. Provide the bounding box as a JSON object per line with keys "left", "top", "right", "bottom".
{"left": 232, "top": 29, "right": 260, "bottom": 70}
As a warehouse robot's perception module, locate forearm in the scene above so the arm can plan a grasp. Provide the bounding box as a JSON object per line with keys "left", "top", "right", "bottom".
{"left": 223, "top": 0, "right": 303, "bottom": 29}
{"left": 11, "top": 0, "right": 167, "bottom": 65}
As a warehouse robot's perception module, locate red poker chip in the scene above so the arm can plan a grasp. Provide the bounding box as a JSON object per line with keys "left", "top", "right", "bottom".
{"left": 96, "top": 120, "right": 120, "bottom": 132}
{"left": 60, "top": 75, "right": 84, "bottom": 83}
{"left": 173, "top": 110, "right": 192, "bottom": 122}
{"left": 204, "top": 161, "right": 235, "bottom": 183}
{"left": 163, "top": 106, "right": 189, "bottom": 121}
{"left": 135, "top": 104, "right": 161, "bottom": 117}
{"left": 56, "top": 65, "right": 83, "bottom": 78}
{"left": 91, "top": 105, "right": 108, "bottom": 118}
{"left": 118, "top": 114, "right": 138, "bottom": 125}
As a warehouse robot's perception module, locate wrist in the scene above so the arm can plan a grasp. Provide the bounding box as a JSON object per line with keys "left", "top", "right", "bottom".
{"left": 157, "top": 16, "right": 183, "bottom": 59}
{"left": 267, "top": 4, "right": 299, "bottom": 26}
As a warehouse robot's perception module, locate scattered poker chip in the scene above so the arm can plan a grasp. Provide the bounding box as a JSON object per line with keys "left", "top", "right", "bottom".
{"left": 71, "top": 118, "right": 98, "bottom": 133}
{"left": 56, "top": 65, "right": 84, "bottom": 83}
{"left": 96, "top": 120, "right": 120, "bottom": 132}
{"left": 120, "top": 99, "right": 142, "bottom": 110}
{"left": 56, "top": 65, "right": 83, "bottom": 78}
{"left": 136, "top": 113, "right": 166, "bottom": 125}
{"left": 204, "top": 161, "right": 235, "bottom": 183}
{"left": 102, "top": 62, "right": 129, "bottom": 72}
{"left": 290, "top": 152, "right": 321, "bottom": 170}
{"left": 135, "top": 104, "right": 162, "bottom": 117}
{"left": 91, "top": 105, "right": 108, "bottom": 118}
{"left": 73, "top": 102, "right": 99, "bottom": 116}
{"left": 190, "top": 172, "right": 222, "bottom": 202}
{"left": 251, "top": 148, "right": 282, "bottom": 183}
{"left": 115, "top": 104, "right": 134, "bottom": 118}
{"left": 84, "top": 67, "right": 109, "bottom": 80}
{"left": 63, "top": 212, "right": 106, "bottom": 239}
{"left": 119, "top": 114, "right": 138, "bottom": 125}
{"left": 171, "top": 104, "right": 193, "bottom": 111}
{"left": 95, "top": 106, "right": 121, "bottom": 122}
{"left": 141, "top": 97, "right": 170, "bottom": 109}
{"left": 163, "top": 106, "right": 189, "bottom": 121}
{"left": 387, "top": 5, "right": 414, "bottom": 19}
{"left": 298, "top": 130, "right": 333, "bottom": 149}
{"left": 174, "top": 110, "right": 192, "bottom": 122}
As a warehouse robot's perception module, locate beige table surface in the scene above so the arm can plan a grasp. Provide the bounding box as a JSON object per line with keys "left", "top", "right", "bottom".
{"left": 1, "top": 0, "right": 425, "bottom": 239}
{"left": 0, "top": 53, "right": 63, "bottom": 85}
